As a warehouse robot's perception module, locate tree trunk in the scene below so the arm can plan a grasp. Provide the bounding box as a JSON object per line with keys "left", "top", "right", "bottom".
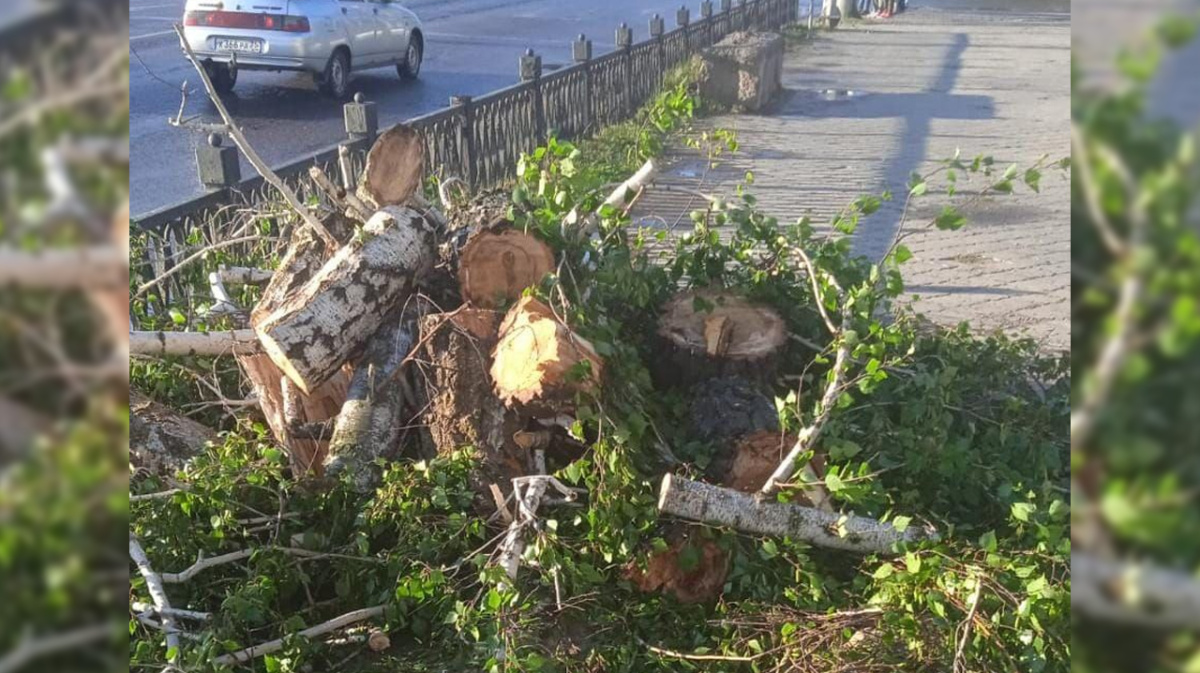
{"left": 457, "top": 228, "right": 555, "bottom": 309}
{"left": 654, "top": 289, "right": 786, "bottom": 388}
{"left": 491, "top": 296, "right": 604, "bottom": 416}
{"left": 251, "top": 206, "right": 435, "bottom": 394}
{"left": 236, "top": 353, "right": 349, "bottom": 477}
{"left": 130, "top": 391, "right": 217, "bottom": 477}
{"left": 657, "top": 474, "right": 927, "bottom": 554}
{"left": 324, "top": 310, "right": 417, "bottom": 492}
{"left": 418, "top": 308, "right": 528, "bottom": 502}
{"left": 356, "top": 124, "right": 425, "bottom": 211}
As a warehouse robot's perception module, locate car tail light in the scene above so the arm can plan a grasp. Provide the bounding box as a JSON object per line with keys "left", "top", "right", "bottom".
{"left": 183, "top": 11, "right": 310, "bottom": 32}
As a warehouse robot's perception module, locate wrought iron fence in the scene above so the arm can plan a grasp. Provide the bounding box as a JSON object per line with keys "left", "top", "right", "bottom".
{"left": 131, "top": 0, "right": 797, "bottom": 238}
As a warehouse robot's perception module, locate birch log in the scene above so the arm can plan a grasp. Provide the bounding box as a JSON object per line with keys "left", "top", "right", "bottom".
{"left": 1073, "top": 553, "right": 1200, "bottom": 629}
{"left": 251, "top": 206, "right": 434, "bottom": 394}
{"left": 0, "top": 246, "right": 126, "bottom": 288}
{"left": 130, "top": 330, "right": 260, "bottom": 357}
{"left": 657, "top": 475, "right": 929, "bottom": 554}
{"left": 324, "top": 311, "right": 417, "bottom": 492}
{"left": 575, "top": 158, "right": 659, "bottom": 239}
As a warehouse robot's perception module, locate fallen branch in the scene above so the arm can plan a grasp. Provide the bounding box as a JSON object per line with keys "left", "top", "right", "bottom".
{"left": 161, "top": 546, "right": 382, "bottom": 584}
{"left": 1073, "top": 553, "right": 1200, "bottom": 629}
{"left": 129, "top": 534, "right": 182, "bottom": 659}
{"left": 658, "top": 475, "right": 930, "bottom": 554}
{"left": 173, "top": 24, "right": 338, "bottom": 252}
{"left": 212, "top": 605, "right": 385, "bottom": 666}
{"left": 133, "top": 234, "right": 267, "bottom": 299}
{"left": 0, "top": 623, "right": 116, "bottom": 673}
{"left": 308, "top": 165, "right": 372, "bottom": 222}
{"left": 0, "top": 247, "right": 126, "bottom": 289}
{"left": 215, "top": 266, "right": 274, "bottom": 285}
{"left": 574, "top": 158, "right": 659, "bottom": 239}
{"left": 131, "top": 601, "right": 213, "bottom": 622}
{"left": 130, "top": 329, "right": 261, "bottom": 357}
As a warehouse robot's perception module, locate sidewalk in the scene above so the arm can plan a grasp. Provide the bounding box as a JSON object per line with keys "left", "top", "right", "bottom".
{"left": 633, "top": 7, "right": 1071, "bottom": 351}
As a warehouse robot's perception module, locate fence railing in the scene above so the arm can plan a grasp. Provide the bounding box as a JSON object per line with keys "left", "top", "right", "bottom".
{"left": 132, "top": 0, "right": 797, "bottom": 236}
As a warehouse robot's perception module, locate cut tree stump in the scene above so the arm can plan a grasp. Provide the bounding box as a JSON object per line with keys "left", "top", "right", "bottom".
{"left": 251, "top": 206, "right": 435, "bottom": 394}
{"left": 356, "top": 124, "right": 425, "bottom": 211}
{"left": 237, "top": 353, "right": 349, "bottom": 477}
{"left": 457, "top": 228, "right": 555, "bottom": 309}
{"left": 130, "top": 391, "right": 217, "bottom": 477}
{"left": 689, "top": 376, "right": 778, "bottom": 444}
{"left": 654, "top": 289, "right": 786, "bottom": 388}
{"left": 491, "top": 296, "right": 603, "bottom": 415}
{"left": 324, "top": 310, "right": 417, "bottom": 492}
{"left": 626, "top": 533, "right": 729, "bottom": 604}
{"left": 658, "top": 475, "right": 929, "bottom": 554}
{"left": 724, "top": 430, "right": 829, "bottom": 509}
{"left": 419, "top": 309, "right": 527, "bottom": 503}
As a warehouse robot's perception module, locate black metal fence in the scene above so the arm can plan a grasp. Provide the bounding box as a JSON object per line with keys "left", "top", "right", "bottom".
{"left": 132, "top": 0, "right": 797, "bottom": 235}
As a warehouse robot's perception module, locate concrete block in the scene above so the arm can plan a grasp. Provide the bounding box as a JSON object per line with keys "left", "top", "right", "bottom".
{"left": 695, "top": 31, "right": 784, "bottom": 112}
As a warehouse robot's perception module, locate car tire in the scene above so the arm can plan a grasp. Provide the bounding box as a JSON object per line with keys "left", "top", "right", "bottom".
{"left": 396, "top": 34, "right": 422, "bottom": 80}
{"left": 319, "top": 49, "right": 351, "bottom": 100}
{"left": 205, "top": 61, "right": 237, "bottom": 94}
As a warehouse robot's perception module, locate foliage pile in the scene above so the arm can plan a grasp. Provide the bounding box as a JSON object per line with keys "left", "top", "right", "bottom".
{"left": 1071, "top": 14, "right": 1200, "bottom": 673}
{"left": 130, "top": 62, "right": 1070, "bottom": 672}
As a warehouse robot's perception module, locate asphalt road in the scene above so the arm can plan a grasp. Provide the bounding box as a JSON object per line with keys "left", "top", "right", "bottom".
{"left": 129, "top": 0, "right": 724, "bottom": 217}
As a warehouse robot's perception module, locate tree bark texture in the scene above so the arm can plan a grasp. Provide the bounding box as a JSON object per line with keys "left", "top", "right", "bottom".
{"left": 130, "top": 390, "right": 217, "bottom": 477}
{"left": 251, "top": 206, "right": 435, "bottom": 394}
{"left": 658, "top": 474, "right": 926, "bottom": 554}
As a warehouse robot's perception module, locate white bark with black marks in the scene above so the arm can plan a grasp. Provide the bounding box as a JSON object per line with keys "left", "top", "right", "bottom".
{"left": 252, "top": 206, "right": 434, "bottom": 394}
{"left": 658, "top": 474, "right": 930, "bottom": 554}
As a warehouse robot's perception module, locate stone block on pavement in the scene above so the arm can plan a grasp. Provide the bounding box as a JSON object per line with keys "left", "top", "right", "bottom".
{"left": 695, "top": 31, "right": 784, "bottom": 112}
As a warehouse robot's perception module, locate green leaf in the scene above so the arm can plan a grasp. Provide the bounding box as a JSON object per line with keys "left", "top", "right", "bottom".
{"left": 893, "top": 244, "right": 913, "bottom": 264}
{"left": 169, "top": 308, "right": 186, "bottom": 326}
{"left": 825, "top": 472, "right": 845, "bottom": 492}
{"left": 873, "top": 563, "right": 895, "bottom": 579}
{"left": 1023, "top": 167, "right": 1042, "bottom": 192}
{"left": 909, "top": 181, "right": 927, "bottom": 197}
{"left": 892, "top": 515, "right": 912, "bottom": 532}
{"left": 904, "top": 552, "right": 922, "bottom": 574}
{"left": 1011, "top": 502, "right": 1036, "bottom": 522}
{"left": 934, "top": 206, "right": 967, "bottom": 231}
{"left": 979, "top": 530, "right": 998, "bottom": 552}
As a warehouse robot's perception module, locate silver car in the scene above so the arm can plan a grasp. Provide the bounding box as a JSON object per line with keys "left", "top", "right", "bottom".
{"left": 182, "top": 0, "right": 424, "bottom": 99}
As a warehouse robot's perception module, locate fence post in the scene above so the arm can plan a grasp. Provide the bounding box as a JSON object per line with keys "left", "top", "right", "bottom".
{"left": 649, "top": 14, "right": 665, "bottom": 81}
{"left": 616, "top": 22, "right": 633, "bottom": 117}
{"left": 700, "top": 1, "right": 713, "bottom": 47}
{"left": 572, "top": 34, "right": 593, "bottom": 135}
{"left": 195, "top": 133, "right": 240, "bottom": 190}
{"left": 343, "top": 92, "right": 378, "bottom": 146}
{"left": 720, "top": 0, "right": 732, "bottom": 39}
{"left": 677, "top": 5, "right": 690, "bottom": 54}
{"left": 450, "top": 95, "right": 476, "bottom": 191}
{"left": 520, "top": 49, "right": 545, "bottom": 143}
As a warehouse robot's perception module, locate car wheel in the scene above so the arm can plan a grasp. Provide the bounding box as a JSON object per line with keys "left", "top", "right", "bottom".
{"left": 319, "top": 49, "right": 351, "bottom": 99}
{"left": 397, "top": 35, "right": 422, "bottom": 80}
{"left": 205, "top": 61, "right": 237, "bottom": 94}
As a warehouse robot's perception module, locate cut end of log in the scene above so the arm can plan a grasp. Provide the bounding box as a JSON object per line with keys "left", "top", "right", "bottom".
{"left": 457, "top": 228, "right": 555, "bottom": 309}
{"left": 658, "top": 473, "right": 676, "bottom": 512}
{"left": 357, "top": 124, "right": 425, "bottom": 210}
{"left": 659, "top": 290, "right": 786, "bottom": 361}
{"left": 491, "top": 297, "right": 603, "bottom": 413}
{"left": 256, "top": 329, "right": 315, "bottom": 395}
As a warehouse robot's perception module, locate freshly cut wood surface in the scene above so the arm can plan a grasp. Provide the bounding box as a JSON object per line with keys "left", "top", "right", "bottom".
{"left": 356, "top": 124, "right": 425, "bottom": 210}
{"left": 659, "top": 289, "right": 786, "bottom": 360}
{"left": 457, "top": 229, "right": 555, "bottom": 309}
{"left": 490, "top": 297, "right": 603, "bottom": 414}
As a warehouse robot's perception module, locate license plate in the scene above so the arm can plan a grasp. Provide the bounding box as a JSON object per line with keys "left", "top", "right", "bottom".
{"left": 213, "top": 37, "right": 263, "bottom": 53}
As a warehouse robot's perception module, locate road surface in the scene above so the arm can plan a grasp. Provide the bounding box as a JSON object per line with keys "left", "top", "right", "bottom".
{"left": 130, "top": 0, "right": 732, "bottom": 217}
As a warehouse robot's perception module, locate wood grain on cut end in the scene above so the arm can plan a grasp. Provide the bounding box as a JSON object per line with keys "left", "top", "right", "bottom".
{"left": 659, "top": 289, "right": 786, "bottom": 360}
{"left": 457, "top": 229, "right": 555, "bottom": 309}
{"left": 490, "top": 296, "right": 603, "bottom": 413}
{"left": 357, "top": 124, "right": 425, "bottom": 210}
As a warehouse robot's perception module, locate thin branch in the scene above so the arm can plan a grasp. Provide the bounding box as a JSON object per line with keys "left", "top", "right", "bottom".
{"left": 161, "top": 546, "right": 383, "bottom": 584}
{"left": 133, "top": 235, "right": 265, "bottom": 299}
{"left": 129, "top": 534, "right": 182, "bottom": 659}
{"left": 212, "top": 605, "right": 385, "bottom": 666}
{"left": 0, "top": 247, "right": 126, "bottom": 289}
{"left": 1071, "top": 123, "right": 1126, "bottom": 257}
{"left": 953, "top": 582, "right": 984, "bottom": 673}
{"left": 0, "top": 623, "right": 116, "bottom": 673}
{"left": 172, "top": 24, "right": 338, "bottom": 252}
{"left": 793, "top": 245, "right": 837, "bottom": 334}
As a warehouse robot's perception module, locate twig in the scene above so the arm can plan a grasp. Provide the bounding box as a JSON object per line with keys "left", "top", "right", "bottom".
{"left": 212, "top": 605, "right": 386, "bottom": 666}
{"left": 0, "top": 247, "right": 126, "bottom": 289}
{"left": 133, "top": 235, "right": 265, "bottom": 299}
{"left": 129, "top": 488, "right": 184, "bottom": 503}
{"left": 131, "top": 602, "right": 212, "bottom": 622}
{"left": 953, "top": 582, "right": 984, "bottom": 673}
{"left": 0, "top": 623, "right": 116, "bottom": 673}
{"left": 173, "top": 24, "right": 338, "bottom": 252}
{"left": 129, "top": 534, "right": 182, "bottom": 659}
{"left": 793, "top": 245, "right": 837, "bottom": 334}
{"left": 642, "top": 639, "right": 760, "bottom": 662}
{"left": 161, "top": 546, "right": 383, "bottom": 583}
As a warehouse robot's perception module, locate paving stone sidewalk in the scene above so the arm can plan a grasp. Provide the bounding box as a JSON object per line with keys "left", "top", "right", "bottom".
{"left": 631, "top": 7, "right": 1071, "bottom": 352}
